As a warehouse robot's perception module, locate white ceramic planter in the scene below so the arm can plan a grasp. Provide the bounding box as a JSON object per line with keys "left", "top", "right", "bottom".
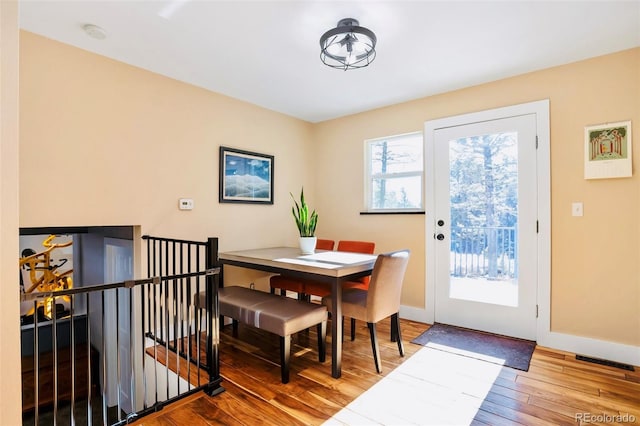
{"left": 299, "top": 236, "right": 317, "bottom": 255}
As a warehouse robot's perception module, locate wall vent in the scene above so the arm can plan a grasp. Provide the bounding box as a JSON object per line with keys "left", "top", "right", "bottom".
{"left": 575, "top": 355, "right": 635, "bottom": 371}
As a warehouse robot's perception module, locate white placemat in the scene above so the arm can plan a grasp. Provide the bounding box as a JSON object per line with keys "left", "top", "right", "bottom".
{"left": 273, "top": 258, "right": 342, "bottom": 269}
{"left": 300, "top": 251, "right": 377, "bottom": 265}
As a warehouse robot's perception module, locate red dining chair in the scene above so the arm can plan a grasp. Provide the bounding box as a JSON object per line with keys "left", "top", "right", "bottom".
{"left": 304, "top": 240, "right": 376, "bottom": 298}
{"left": 315, "top": 239, "right": 336, "bottom": 251}
{"left": 340, "top": 240, "right": 377, "bottom": 291}
{"left": 269, "top": 239, "right": 335, "bottom": 299}
{"left": 304, "top": 240, "right": 375, "bottom": 339}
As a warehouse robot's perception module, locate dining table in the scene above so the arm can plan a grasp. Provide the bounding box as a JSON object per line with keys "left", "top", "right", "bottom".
{"left": 218, "top": 246, "right": 378, "bottom": 379}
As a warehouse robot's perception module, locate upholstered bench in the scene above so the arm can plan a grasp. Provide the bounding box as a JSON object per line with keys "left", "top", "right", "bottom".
{"left": 201, "top": 286, "right": 328, "bottom": 383}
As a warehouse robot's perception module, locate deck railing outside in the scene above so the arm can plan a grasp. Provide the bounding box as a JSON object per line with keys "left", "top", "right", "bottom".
{"left": 450, "top": 225, "right": 518, "bottom": 279}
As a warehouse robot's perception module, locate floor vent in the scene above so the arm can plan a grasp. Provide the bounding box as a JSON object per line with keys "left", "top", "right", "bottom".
{"left": 576, "top": 355, "right": 635, "bottom": 371}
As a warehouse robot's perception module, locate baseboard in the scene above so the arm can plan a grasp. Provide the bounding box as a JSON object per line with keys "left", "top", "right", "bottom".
{"left": 399, "top": 305, "right": 640, "bottom": 367}
{"left": 538, "top": 330, "right": 640, "bottom": 367}
{"left": 399, "top": 305, "right": 430, "bottom": 324}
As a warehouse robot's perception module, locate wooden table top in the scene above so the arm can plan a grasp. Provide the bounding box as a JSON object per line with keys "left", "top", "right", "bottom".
{"left": 219, "top": 246, "right": 377, "bottom": 278}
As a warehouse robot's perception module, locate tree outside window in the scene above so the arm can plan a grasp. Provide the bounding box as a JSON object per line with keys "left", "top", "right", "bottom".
{"left": 365, "top": 132, "right": 423, "bottom": 212}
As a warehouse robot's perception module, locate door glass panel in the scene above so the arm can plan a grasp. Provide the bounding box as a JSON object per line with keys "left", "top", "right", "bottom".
{"left": 448, "top": 132, "right": 518, "bottom": 307}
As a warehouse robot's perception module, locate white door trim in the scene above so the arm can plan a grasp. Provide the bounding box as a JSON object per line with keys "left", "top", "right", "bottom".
{"left": 424, "top": 99, "right": 550, "bottom": 341}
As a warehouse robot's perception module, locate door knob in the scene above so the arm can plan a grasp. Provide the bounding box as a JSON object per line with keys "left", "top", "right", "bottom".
{"left": 437, "top": 220, "right": 445, "bottom": 226}
{"left": 436, "top": 234, "right": 445, "bottom": 241}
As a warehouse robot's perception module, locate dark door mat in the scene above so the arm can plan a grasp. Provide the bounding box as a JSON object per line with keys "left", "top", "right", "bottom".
{"left": 411, "top": 323, "right": 536, "bottom": 371}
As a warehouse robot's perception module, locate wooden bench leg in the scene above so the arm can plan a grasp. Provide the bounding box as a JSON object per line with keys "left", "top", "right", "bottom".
{"left": 232, "top": 319, "right": 239, "bottom": 337}
{"left": 317, "top": 321, "right": 326, "bottom": 363}
{"left": 351, "top": 318, "right": 356, "bottom": 341}
{"left": 280, "top": 335, "right": 290, "bottom": 384}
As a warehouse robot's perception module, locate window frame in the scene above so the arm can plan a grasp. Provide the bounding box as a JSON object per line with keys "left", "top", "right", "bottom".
{"left": 363, "top": 131, "right": 425, "bottom": 213}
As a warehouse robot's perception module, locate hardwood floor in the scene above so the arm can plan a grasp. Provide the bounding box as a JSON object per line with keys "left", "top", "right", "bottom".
{"left": 133, "top": 318, "right": 640, "bottom": 425}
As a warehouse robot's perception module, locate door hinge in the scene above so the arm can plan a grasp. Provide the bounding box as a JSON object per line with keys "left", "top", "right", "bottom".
{"left": 536, "top": 220, "right": 539, "bottom": 233}
{"left": 536, "top": 304, "right": 539, "bottom": 318}
{"left": 535, "top": 135, "right": 539, "bottom": 149}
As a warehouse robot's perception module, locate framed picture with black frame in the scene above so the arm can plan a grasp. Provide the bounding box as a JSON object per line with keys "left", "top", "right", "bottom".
{"left": 219, "top": 146, "right": 274, "bottom": 204}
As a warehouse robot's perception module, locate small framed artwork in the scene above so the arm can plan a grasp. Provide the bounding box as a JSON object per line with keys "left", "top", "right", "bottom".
{"left": 584, "top": 121, "right": 632, "bottom": 179}
{"left": 219, "top": 146, "right": 274, "bottom": 204}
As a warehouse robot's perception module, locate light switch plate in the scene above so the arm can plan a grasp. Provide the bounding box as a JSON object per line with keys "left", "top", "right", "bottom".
{"left": 572, "top": 202, "right": 583, "bottom": 217}
{"left": 179, "top": 198, "right": 194, "bottom": 210}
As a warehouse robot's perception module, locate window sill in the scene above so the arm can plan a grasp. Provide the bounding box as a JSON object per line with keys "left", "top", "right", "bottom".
{"left": 360, "top": 211, "right": 425, "bottom": 215}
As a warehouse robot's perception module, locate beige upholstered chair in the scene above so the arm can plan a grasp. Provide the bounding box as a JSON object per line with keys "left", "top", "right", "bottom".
{"left": 304, "top": 240, "right": 376, "bottom": 340}
{"left": 322, "top": 249, "right": 410, "bottom": 373}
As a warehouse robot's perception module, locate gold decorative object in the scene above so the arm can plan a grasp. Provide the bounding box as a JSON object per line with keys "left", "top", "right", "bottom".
{"left": 19, "top": 235, "right": 73, "bottom": 319}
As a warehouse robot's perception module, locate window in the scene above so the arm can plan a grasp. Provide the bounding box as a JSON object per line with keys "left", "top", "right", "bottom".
{"left": 365, "top": 132, "right": 424, "bottom": 212}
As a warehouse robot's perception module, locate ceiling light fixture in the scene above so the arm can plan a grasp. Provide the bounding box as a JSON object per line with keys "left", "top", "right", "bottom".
{"left": 319, "top": 18, "right": 376, "bottom": 71}
{"left": 82, "top": 23, "right": 107, "bottom": 40}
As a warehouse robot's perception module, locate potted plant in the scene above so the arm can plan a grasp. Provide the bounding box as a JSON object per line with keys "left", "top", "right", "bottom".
{"left": 291, "top": 187, "right": 318, "bottom": 254}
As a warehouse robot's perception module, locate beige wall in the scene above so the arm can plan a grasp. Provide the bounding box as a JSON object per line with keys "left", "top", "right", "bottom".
{"left": 19, "top": 31, "right": 315, "bottom": 254}
{"left": 17, "top": 32, "right": 640, "bottom": 353}
{"left": 0, "top": 1, "right": 22, "bottom": 424}
{"left": 314, "top": 48, "right": 640, "bottom": 346}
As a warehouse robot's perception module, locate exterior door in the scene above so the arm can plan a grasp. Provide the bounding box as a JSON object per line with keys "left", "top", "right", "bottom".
{"left": 431, "top": 114, "right": 538, "bottom": 340}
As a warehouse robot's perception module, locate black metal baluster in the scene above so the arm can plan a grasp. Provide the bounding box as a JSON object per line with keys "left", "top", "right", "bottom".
{"left": 180, "top": 242, "right": 185, "bottom": 355}
{"left": 184, "top": 244, "right": 191, "bottom": 390}
{"left": 187, "top": 243, "right": 195, "bottom": 387}
{"left": 101, "top": 291, "right": 107, "bottom": 426}
{"left": 172, "top": 241, "right": 180, "bottom": 396}
{"left": 159, "top": 240, "right": 163, "bottom": 343}
{"left": 141, "top": 248, "right": 147, "bottom": 410}
{"left": 34, "top": 300, "right": 40, "bottom": 426}
{"left": 70, "top": 297, "right": 76, "bottom": 426}
{"left": 177, "top": 242, "right": 185, "bottom": 392}
{"left": 129, "top": 285, "right": 135, "bottom": 417}
{"left": 151, "top": 238, "right": 159, "bottom": 406}
{"left": 52, "top": 297, "right": 58, "bottom": 426}
{"left": 206, "top": 237, "right": 219, "bottom": 385}
{"left": 116, "top": 289, "right": 122, "bottom": 423}
{"left": 164, "top": 275, "right": 170, "bottom": 399}
{"left": 86, "top": 294, "right": 92, "bottom": 426}
{"left": 153, "top": 273, "right": 159, "bottom": 406}
{"left": 196, "top": 247, "right": 202, "bottom": 383}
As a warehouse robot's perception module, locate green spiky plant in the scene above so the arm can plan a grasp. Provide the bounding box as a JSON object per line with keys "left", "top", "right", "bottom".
{"left": 290, "top": 188, "right": 318, "bottom": 237}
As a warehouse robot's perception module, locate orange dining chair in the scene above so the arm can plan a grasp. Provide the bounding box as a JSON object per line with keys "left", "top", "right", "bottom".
{"left": 269, "top": 239, "right": 335, "bottom": 299}
{"left": 315, "top": 239, "right": 337, "bottom": 251}
{"left": 304, "top": 240, "right": 376, "bottom": 298}
{"left": 322, "top": 250, "right": 410, "bottom": 373}
{"left": 338, "top": 240, "right": 376, "bottom": 291}
{"left": 304, "top": 240, "right": 375, "bottom": 339}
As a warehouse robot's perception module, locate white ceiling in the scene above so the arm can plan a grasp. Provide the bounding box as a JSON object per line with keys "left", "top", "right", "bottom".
{"left": 19, "top": 1, "right": 640, "bottom": 123}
